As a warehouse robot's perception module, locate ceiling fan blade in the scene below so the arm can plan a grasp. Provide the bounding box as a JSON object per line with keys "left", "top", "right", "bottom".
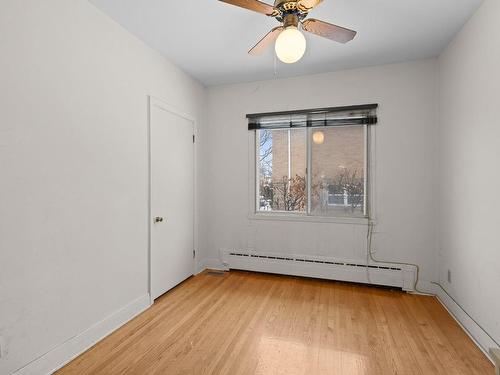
{"left": 219, "top": 0, "right": 276, "bottom": 16}
{"left": 249, "top": 27, "right": 284, "bottom": 55}
{"left": 297, "top": 0, "right": 324, "bottom": 12}
{"left": 302, "top": 18, "right": 357, "bottom": 43}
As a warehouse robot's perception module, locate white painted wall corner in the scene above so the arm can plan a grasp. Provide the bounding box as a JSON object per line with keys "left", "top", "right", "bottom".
{"left": 13, "top": 295, "right": 151, "bottom": 375}
{"left": 435, "top": 287, "right": 496, "bottom": 365}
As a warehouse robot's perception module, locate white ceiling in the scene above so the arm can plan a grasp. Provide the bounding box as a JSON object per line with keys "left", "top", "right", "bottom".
{"left": 90, "top": 0, "right": 483, "bottom": 86}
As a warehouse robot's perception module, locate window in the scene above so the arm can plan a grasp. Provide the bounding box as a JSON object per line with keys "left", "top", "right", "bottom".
{"left": 258, "top": 128, "right": 307, "bottom": 213}
{"left": 310, "top": 126, "right": 366, "bottom": 217}
{"left": 251, "top": 105, "right": 377, "bottom": 219}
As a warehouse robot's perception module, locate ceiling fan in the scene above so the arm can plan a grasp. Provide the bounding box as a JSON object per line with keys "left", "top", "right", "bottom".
{"left": 219, "top": 0, "right": 357, "bottom": 64}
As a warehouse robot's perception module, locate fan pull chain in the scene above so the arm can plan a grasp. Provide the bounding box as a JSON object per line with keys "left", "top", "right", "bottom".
{"left": 273, "top": 52, "right": 278, "bottom": 78}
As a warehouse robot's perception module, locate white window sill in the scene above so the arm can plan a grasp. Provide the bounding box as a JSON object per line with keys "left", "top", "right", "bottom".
{"left": 248, "top": 212, "right": 370, "bottom": 225}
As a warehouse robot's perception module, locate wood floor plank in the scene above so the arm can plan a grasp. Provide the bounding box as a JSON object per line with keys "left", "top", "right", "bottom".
{"left": 57, "top": 271, "right": 494, "bottom": 375}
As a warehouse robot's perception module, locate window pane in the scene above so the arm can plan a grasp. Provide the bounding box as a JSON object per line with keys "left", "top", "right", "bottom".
{"left": 258, "top": 129, "right": 307, "bottom": 212}
{"left": 310, "top": 126, "right": 366, "bottom": 217}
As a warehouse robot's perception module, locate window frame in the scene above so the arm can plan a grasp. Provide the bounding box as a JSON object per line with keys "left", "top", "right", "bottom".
{"left": 252, "top": 124, "right": 372, "bottom": 224}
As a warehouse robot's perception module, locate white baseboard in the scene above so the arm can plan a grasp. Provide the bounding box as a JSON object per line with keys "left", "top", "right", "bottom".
{"left": 435, "top": 286, "right": 496, "bottom": 364}
{"left": 197, "top": 257, "right": 228, "bottom": 274}
{"left": 16, "top": 266, "right": 492, "bottom": 374}
{"left": 13, "top": 294, "right": 152, "bottom": 375}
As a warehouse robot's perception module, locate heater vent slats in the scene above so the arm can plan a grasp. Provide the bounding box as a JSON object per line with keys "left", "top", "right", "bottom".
{"left": 225, "top": 251, "right": 415, "bottom": 291}
{"left": 228, "top": 252, "right": 402, "bottom": 272}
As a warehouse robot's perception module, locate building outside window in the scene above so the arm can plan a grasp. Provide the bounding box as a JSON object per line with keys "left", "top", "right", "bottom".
{"left": 253, "top": 106, "right": 376, "bottom": 219}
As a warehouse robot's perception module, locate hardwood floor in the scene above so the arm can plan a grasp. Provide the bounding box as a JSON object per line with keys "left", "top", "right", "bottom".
{"left": 57, "top": 270, "right": 494, "bottom": 375}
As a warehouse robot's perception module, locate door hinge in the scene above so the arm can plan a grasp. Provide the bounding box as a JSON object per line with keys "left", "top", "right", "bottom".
{"left": 193, "top": 249, "right": 196, "bottom": 258}
{"left": 193, "top": 134, "right": 195, "bottom": 143}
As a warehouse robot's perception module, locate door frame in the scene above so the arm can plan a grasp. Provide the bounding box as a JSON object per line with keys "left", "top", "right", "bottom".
{"left": 148, "top": 95, "right": 197, "bottom": 304}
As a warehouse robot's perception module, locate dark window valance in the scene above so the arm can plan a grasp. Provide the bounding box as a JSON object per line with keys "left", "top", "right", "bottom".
{"left": 247, "top": 104, "right": 378, "bottom": 130}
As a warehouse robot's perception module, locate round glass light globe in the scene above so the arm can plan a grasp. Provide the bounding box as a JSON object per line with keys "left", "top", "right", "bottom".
{"left": 275, "top": 27, "right": 306, "bottom": 64}
{"left": 313, "top": 131, "right": 325, "bottom": 145}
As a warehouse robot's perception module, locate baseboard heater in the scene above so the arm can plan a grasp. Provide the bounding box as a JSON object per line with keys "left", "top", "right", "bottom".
{"left": 223, "top": 251, "right": 416, "bottom": 291}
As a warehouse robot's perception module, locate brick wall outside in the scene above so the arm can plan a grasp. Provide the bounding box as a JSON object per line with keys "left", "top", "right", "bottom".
{"left": 272, "top": 129, "right": 307, "bottom": 181}
{"left": 272, "top": 126, "right": 364, "bottom": 182}
{"left": 268, "top": 126, "right": 365, "bottom": 215}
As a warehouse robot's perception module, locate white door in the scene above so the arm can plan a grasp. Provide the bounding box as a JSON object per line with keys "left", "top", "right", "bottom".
{"left": 150, "top": 99, "right": 194, "bottom": 301}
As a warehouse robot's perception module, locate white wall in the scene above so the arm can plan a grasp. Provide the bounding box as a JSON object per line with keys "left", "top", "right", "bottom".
{"left": 202, "top": 60, "right": 439, "bottom": 290}
{"left": 0, "top": 1, "right": 205, "bottom": 374}
{"left": 3, "top": 0, "right": 496, "bottom": 371}
{"left": 438, "top": 0, "right": 500, "bottom": 351}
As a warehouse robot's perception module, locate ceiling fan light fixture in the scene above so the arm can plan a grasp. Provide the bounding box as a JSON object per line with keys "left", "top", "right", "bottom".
{"left": 219, "top": 0, "right": 356, "bottom": 62}
{"left": 274, "top": 26, "right": 306, "bottom": 64}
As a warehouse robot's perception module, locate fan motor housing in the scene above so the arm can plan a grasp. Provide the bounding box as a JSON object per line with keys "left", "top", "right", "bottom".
{"left": 273, "top": 1, "right": 307, "bottom": 22}
{"left": 283, "top": 14, "right": 300, "bottom": 28}
{"left": 274, "top": 0, "right": 298, "bottom": 11}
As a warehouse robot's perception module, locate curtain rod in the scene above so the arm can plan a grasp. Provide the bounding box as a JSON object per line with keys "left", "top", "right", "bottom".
{"left": 246, "top": 104, "right": 378, "bottom": 119}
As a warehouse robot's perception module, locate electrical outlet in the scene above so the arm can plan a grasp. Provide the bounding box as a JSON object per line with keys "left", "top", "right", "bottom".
{"left": 447, "top": 270, "right": 452, "bottom": 284}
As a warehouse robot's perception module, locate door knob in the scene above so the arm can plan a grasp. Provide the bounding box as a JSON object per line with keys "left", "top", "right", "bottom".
{"left": 154, "top": 217, "right": 164, "bottom": 223}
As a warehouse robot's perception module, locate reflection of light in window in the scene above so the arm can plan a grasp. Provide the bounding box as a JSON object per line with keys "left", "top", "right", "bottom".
{"left": 313, "top": 131, "right": 325, "bottom": 145}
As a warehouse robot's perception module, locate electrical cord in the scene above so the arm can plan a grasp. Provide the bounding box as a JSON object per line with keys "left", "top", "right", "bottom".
{"left": 273, "top": 53, "right": 278, "bottom": 78}
{"left": 366, "top": 221, "right": 499, "bottom": 348}
{"left": 366, "top": 219, "right": 430, "bottom": 295}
